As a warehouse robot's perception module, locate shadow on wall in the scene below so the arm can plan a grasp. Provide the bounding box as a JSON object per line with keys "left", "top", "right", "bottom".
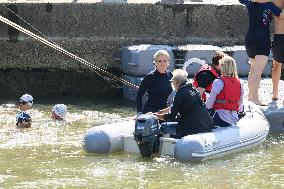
{"left": 0, "top": 69, "right": 122, "bottom": 97}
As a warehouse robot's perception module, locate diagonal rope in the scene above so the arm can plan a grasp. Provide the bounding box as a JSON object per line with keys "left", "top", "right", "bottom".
{"left": 0, "top": 15, "right": 139, "bottom": 90}
{"left": 2, "top": 4, "right": 48, "bottom": 40}
{"left": 1, "top": 5, "right": 120, "bottom": 88}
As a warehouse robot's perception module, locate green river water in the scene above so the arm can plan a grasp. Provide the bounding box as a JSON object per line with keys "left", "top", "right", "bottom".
{"left": 0, "top": 97, "right": 283, "bottom": 189}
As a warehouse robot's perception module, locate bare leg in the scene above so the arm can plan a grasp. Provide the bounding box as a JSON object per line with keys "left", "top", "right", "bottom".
{"left": 248, "top": 55, "right": 268, "bottom": 105}
{"left": 248, "top": 58, "right": 255, "bottom": 101}
{"left": 271, "top": 60, "right": 282, "bottom": 100}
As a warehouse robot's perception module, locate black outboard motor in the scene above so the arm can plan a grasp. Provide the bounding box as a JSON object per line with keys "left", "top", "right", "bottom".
{"left": 134, "top": 114, "right": 160, "bottom": 157}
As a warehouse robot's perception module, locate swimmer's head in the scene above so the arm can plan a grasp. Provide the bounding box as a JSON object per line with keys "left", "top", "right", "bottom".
{"left": 51, "top": 104, "right": 67, "bottom": 120}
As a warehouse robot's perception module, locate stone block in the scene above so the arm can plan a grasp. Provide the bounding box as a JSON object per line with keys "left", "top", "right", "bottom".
{"left": 122, "top": 45, "right": 175, "bottom": 76}
{"left": 122, "top": 74, "right": 144, "bottom": 102}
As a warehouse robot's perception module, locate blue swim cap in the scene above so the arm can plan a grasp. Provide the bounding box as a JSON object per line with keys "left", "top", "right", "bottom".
{"left": 16, "top": 112, "right": 31, "bottom": 123}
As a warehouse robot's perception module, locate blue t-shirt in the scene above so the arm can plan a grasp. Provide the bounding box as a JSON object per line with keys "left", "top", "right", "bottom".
{"left": 239, "top": 0, "right": 281, "bottom": 46}
{"left": 136, "top": 69, "right": 173, "bottom": 113}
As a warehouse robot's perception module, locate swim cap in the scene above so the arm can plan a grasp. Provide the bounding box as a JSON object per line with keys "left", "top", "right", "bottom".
{"left": 19, "top": 94, "right": 33, "bottom": 106}
{"left": 52, "top": 104, "right": 67, "bottom": 118}
{"left": 16, "top": 111, "right": 31, "bottom": 123}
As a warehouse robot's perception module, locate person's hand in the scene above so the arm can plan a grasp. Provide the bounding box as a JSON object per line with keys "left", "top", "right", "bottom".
{"left": 154, "top": 112, "right": 164, "bottom": 120}
{"left": 196, "top": 87, "right": 205, "bottom": 95}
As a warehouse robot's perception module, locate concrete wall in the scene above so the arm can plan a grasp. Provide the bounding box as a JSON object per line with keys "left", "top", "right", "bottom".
{"left": 0, "top": 2, "right": 248, "bottom": 97}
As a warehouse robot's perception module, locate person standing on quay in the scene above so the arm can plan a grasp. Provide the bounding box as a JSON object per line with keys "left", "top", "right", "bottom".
{"left": 252, "top": 0, "right": 284, "bottom": 108}
{"left": 239, "top": 0, "right": 283, "bottom": 105}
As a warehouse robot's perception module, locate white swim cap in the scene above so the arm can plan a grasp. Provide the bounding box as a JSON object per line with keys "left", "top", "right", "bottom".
{"left": 52, "top": 104, "right": 67, "bottom": 118}
{"left": 19, "top": 94, "right": 33, "bottom": 106}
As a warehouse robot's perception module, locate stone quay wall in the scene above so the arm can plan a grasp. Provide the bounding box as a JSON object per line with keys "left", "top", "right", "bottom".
{"left": 0, "top": 2, "right": 248, "bottom": 98}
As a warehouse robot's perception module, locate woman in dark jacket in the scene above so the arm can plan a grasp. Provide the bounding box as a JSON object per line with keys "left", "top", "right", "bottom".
{"left": 136, "top": 50, "right": 173, "bottom": 114}
{"left": 155, "top": 69, "right": 214, "bottom": 139}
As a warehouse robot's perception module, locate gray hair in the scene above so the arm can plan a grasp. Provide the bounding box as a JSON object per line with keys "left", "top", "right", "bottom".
{"left": 172, "top": 69, "right": 188, "bottom": 83}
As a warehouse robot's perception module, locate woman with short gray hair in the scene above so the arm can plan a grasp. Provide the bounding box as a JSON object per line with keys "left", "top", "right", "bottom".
{"left": 171, "top": 69, "right": 188, "bottom": 83}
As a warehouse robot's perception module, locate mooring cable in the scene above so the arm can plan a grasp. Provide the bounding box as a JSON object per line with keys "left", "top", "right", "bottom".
{"left": 2, "top": 4, "right": 47, "bottom": 39}
{"left": 1, "top": 5, "right": 122, "bottom": 88}
{"left": 0, "top": 15, "right": 139, "bottom": 90}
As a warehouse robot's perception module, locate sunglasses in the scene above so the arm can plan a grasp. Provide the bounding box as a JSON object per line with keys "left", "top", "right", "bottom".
{"left": 19, "top": 100, "right": 33, "bottom": 106}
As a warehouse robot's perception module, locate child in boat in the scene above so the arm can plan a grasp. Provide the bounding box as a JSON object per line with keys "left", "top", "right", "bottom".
{"left": 16, "top": 94, "right": 33, "bottom": 128}
{"left": 206, "top": 56, "right": 244, "bottom": 127}
{"left": 51, "top": 104, "right": 68, "bottom": 121}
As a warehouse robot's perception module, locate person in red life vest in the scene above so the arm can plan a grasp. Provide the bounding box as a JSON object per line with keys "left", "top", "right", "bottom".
{"left": 193, "top": 51, "right": 226, "bottom": 102}
{"left": 206, "top": 56, "right": 244, "bottom": 127}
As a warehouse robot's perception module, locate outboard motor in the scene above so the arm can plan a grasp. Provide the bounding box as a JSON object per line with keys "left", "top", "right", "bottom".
{"left": 134, "top": 114, "right": 160, "bottom": 157}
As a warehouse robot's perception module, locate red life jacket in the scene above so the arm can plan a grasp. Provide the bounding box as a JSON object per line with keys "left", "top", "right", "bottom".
{"left": 213, "top": 77, "right": 241, "bottom": 111}
{"left": 193, "top": 64, "right": 219, "bottom": 101}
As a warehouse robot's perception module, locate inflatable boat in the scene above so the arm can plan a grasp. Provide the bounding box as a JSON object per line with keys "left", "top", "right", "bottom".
{"left": 83, "top": 102, "right": 269, "bottom": 161}
{"left": 260, "top": 105, "right": 284, "bottom": 133}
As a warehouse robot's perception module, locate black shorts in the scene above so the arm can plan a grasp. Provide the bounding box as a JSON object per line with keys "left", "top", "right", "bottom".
{"left": 245, "top": 44, "right": 271, "bottom": 58}
{"left": 272, "top": 34, "right": 284, "bottom": 64}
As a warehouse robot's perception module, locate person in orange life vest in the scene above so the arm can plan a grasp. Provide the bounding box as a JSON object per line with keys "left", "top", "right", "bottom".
{"left": 206, "top": 56, "right": 244, "bottom": 127}
{"left": 193, "top": 51, "right": 226, "bottom": 102}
